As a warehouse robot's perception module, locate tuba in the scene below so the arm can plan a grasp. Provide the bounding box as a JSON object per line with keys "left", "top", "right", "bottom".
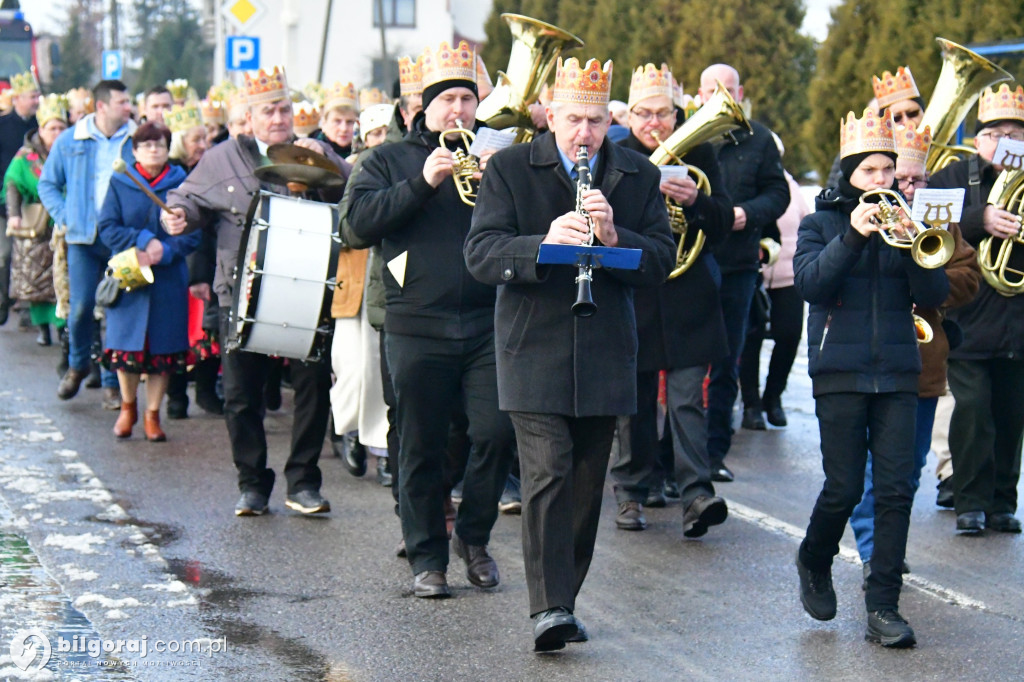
{"left": 476, "top": 14, "right": 584, "bottom": 143}
{"left": 440, "top": 119, "right": 480, "bottom": 206}
{"left": 917, "top": 38, "right": 1012, "bottom": 173}
{"left": 648, "top": 81, "right": 750, "bottom": 279}
{"left": 860, "top": 188, "right": 955, "bottom": 268}
{"left": 978, "top": 168, "right": 1024, "bottom": 296}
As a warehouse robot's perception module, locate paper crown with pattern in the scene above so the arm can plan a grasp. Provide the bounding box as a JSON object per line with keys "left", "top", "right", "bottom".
{"left": 10, "top": 68, "right": 39, "bottom": 95}
{"left": 207, "top": 80, "right": 237, "bottom": 103}
{"left": 165, "top": 79, "right": 190, "bottom": 102}
{"left": 628, "top": 63, "right": 674, "bottom": 110}
{"left": 894, "top": 125, "right": 931, "bottom": 165}
{"left": 303, "top": 82, "right": 326, "bottom": 107}
{"left": 36, "top": 93, "right": 68, "bottom": 127}
{"left": 359, "top": 88, "right": 390, "bottom": 110}
{"left": 226, "top": 90, "right": 250, "bottom": 116}
{"left": 476, "top": 54, "right": 492, "bottom": 90}
{"left": 398, "top": 54, "right": 424, "bottom": 96}
{"left": 871, "top": 67, "right": 920, "bottom": 110}
{"left": 840, "top": 108, "right": 896, "bottom": 158}
{"left": 245, "top": 66, "right": 289, "bottom": 106}
{"left": 65, "top": 87, "right": 94, "bottom": 115}
{"left": 293, "top": 101, "right": 321, "bottom": 136}
{"left": 671, "top": 76, "right": 686, "bottom": 110}
{"left": 421, "top": 40, "right": 477, "bottom": 89}
{"left": 200, "top": 99, "right": 225, "bottom": 125}
{"left": 978, "top": 84, "right": 1024, "bottom": 125}
{"left": 165, "top": 103, "right": 203, "bottom": 134}
{"left": 322, "top": 81, "right": 357, "bottom": 112}
{"left": 552, "top": 58, "right": 613, "bottom": 106}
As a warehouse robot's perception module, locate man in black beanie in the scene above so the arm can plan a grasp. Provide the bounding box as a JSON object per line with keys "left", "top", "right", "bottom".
{"left": 345, "top": 40, "right": 514, "bottom": 599}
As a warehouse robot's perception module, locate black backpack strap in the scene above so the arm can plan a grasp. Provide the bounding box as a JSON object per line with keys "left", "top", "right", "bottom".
{"left": 968, "top": 154, "right": 981, "bottom": 207}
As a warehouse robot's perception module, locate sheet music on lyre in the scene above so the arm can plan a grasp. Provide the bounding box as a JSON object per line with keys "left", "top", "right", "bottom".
{"left": 469, "top": 128, "right": 518, "bottom": 157}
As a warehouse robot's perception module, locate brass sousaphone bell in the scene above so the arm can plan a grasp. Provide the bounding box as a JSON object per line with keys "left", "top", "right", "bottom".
{"left": 978, "top": 168, "right": 1024, "bottom": 296}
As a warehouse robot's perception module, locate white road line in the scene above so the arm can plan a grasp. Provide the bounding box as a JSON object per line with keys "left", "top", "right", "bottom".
{"left": 726, "top": 499, "right": 1001, "bottom": 616}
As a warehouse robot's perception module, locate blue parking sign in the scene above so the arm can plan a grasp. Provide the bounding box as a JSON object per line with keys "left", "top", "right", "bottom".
{"left": 226, "top": 37, "right": 260, "bottom": 71}
{"left": 102, "top": 50, "right": 123, "bottom": 79}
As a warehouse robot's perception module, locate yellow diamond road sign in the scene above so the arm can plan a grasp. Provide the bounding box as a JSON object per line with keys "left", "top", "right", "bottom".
{"left": 223, "top": 0, "right": 266, "bottom": 31}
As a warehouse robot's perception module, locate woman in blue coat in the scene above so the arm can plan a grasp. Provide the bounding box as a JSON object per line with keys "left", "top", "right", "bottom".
{"left": 98, "top": 122, "right": 200, "bottom": 442}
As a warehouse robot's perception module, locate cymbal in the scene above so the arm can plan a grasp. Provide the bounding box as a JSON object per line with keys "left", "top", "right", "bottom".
{"left": 254, "top": 163, "right": 344, "bottom": 189}
{"left": 266, "top": 143, "right": 339, "bottom": 172}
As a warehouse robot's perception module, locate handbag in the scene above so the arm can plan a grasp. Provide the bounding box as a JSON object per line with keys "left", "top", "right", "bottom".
{"left": 95, "top": 268, "right": 122, "bottom": 308}
{"left": 6, "top": 203, "right": 50, "bottom": 239}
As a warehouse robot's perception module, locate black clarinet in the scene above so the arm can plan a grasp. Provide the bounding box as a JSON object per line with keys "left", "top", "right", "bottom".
{"left": 572, "top": 146, "right": 597, "bottom": 317}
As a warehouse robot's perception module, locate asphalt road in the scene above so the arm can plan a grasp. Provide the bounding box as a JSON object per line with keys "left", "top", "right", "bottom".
{"left": 1, "top": 321, "right": 1022, "bottom": 681}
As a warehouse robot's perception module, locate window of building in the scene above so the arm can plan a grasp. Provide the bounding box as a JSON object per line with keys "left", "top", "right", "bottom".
{"left": 372, "top": 0, "right": 416, "bottom": 28}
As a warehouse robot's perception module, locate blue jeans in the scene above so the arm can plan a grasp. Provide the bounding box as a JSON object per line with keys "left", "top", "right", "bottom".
{"left": 706, "top": 269, "right": 759, "bottom": 466}
{"left": 67, "top": 241, "right": 118, "bottom": 388}
{"left": 850, "top": 396, "right": 938, "bottom": 562}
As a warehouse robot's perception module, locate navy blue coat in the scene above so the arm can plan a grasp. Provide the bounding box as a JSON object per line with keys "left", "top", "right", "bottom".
{"left": 98, "top": 164, "right": 200, "bottom": 354}
{"left": 794, "top": 189, "right": 949, "bottom": 396}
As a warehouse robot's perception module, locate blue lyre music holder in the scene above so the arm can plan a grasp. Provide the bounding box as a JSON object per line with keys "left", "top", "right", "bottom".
{"left": 537, "top": 244, "right": 643, "bottom": 270}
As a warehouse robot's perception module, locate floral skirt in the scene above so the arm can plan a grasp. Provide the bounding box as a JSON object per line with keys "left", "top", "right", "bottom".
{"left": 104, "top": 349, "right": 188, "bottom": 375}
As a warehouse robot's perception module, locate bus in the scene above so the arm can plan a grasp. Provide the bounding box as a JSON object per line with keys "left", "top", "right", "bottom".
{"left": 0, "top": 7, "right": 36, "bottom": 88}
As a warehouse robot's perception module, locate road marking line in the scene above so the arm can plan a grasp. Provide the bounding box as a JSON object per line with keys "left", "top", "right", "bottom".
{"left": 726, "top": 499, "right": 1003, "bottom": 616}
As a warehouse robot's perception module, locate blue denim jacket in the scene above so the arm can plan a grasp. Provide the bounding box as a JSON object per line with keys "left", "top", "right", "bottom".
{"left": 38, "top": 114, "right": 136, "bottom": 245}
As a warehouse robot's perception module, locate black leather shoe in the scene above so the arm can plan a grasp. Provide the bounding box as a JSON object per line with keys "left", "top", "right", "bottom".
{"left": 56, "top": 368, "right": 88, "bottom": 400}
{"left": 234, "top": 491, "right": 269, "bottom": 516}
{"left": 866, "top": 609, "right": 916, "bottom": 648}
{"left": 84, "top": 363, "right": 102, "bottom": 389}
{"left": 682, "top": 495, "right": 728, "bottom": 538}
{"left": 376, "top": 457, "right": 393, "bottom": 487}
{"left": 338, "top": 433, "right": 367, "bottom": 477}
{"left": 615, "top": 500, "right": 646, "bottom": 530}
{"left": 285, "top": 490, "right": 331, "bottom": 514}
{"left": 764, "top": 401, "right": 787, "bottom": 427}
{"left": 565, "top": 615, "right": 588, "bottom": 643}
{"left": 986, "top": 512, "right": 1022, "bottom": 533}
{"left": 0, "top": 302, "right": 8, "bottom": 325}
{"left": 533, "top": 607, "right": 577, "bottom": 652}
{"left": 663, "top": 478, "right": 681, "bottom": 500}
{"left": 645, "top": 488, "right": 668, "bottom": 508}
{"left": 166, "top": 397, "right": 188, "bottom": 420}
{"left": 412, "top": 570, "right": 451, "bottom": 599}
{"left": 451, "top": 533, "right": 499, "bottom": 588}
{"left": 935, "top": 477, "right": 955, "bottom": 509}
{"left": 956, "top": 511, "right": 985, "bottom": 533}
{"left": 395, "top": 539, "right": 407, "bottom": 558}
{"left": 36, "top": 324, "right": 52, "bottom": 346}
{"left": 796, "top": 554, "right": 836, "bottom": 621}
{"left": 741, "top": 406, "right": 766, "bottom": 430}
{"left": 710, "top": 465, "right": 735, "bottom": 483}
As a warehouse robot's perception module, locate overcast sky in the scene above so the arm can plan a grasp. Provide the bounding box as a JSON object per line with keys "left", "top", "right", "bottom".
{"left": 23, "top": 0, "right": 840, "bottom": 46}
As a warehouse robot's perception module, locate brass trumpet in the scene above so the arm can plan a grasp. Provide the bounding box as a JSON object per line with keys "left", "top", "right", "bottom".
{"left": 978, "top": 168, "right": 1024, "bottom": 296}
{"left": 860, "top": 189, "right": 955, "bottom": 269}
{"left": 440, "top": 119, "right": 480, "bottom": 206}
{"left": 914, "top": 313, "right": 933, "bottom": 344}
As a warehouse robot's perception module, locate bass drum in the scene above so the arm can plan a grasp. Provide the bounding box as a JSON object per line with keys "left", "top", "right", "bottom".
{"left": 230, "top": 190, "right": 340, "bottom": 361}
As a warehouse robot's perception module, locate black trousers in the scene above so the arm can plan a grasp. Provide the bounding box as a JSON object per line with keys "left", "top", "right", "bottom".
{"left": 739, "top": 285, "right": 804, "bottom": 408}
{"left": 799, "top": 391, "right": 916, "bottom": 612}
{"left": 385, "top": 331, "right": 514, "bottom": 575}
{"left": 611, "top": 366, "right": 714, "bottom": 508}
{"left": 948, "top": 358, "right": 1024, "bottom": 515}
{"left": 511, "top": 412, "right": 616, "bottom": 616}
{"left": 219, "top": 308, "right": 331, "bottom": 495}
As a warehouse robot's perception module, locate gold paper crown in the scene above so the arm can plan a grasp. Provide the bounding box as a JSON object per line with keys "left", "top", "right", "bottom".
{"left": 200, "top": 99, "right": 226, "bottom": 125}
{"left": 628, "top": 63, "right": 673, "bottom": 110}
{"left": 978, "top": 84, "right": 1024, "bottom": 125}
{"left": 894, "top": 125, "right": 931, "bottom": 165}
{"left": 840, "top": 108, "right": 896, "bottom": 159}
{"left": 226, "top": 90, "right": 250, "bottom": 116}
{"left": 166, "top": 79, "right": 190, "bottom": 102}
{"left": 10, "top": 68, "right": 39, "bottom": 95}
{"left": 671, "top": 76, "right": 685, "bottom": 109}
{"left": 476, "top": 54, "right": 492, "bottom": 89}
{"left": 293, "top": 101, "right": 321, "bottom": 136}
{"left": 244, "top": 66, "right": 289, "bottom": 106}
{"left": 303, "top": 82, "right": 326, "bottom": 107}
{"left": 872, "top": 67, "right": 920, "bottom": 110}
{"left": 65, "top": 87, "right": 94, "bottom": 114}
{"left": 359, "top": 88, "right": 389, "bottom": 111}
{"left": 552, "top": 58, "right": 613, "bottom": 106}
{"left": 322, "top": 82, "right": 357, "bottom": 112}
{"left": 165, "top": 103, "right": 204, "bottom": 134}
{"left": 207, "top": 80, "right": 238, "bottom": 103}
{"left": 398, "top": 55, "right": 424, "bottom": 96}
{"left": 36, "top": 93, "right": 68, "bottom": 127}
{"left": 421, "top": 40, "right": 476, "bottom": 89}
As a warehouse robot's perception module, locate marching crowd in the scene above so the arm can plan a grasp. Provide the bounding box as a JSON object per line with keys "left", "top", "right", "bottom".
{"left": 0, "top": 23, "right": 1022, "bottom": 654}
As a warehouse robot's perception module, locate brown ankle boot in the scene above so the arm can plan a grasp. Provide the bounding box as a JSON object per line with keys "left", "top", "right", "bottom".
{"left": 114, "top": 401, "right": 138, "bottom": 439}
{"left": 144, "top": 409, "right": 166, "bottom": 442}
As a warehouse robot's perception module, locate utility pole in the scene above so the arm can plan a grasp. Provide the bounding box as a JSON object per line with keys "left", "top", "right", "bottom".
{"left": 109, "top": 0, "right": 119, "bottom": 49}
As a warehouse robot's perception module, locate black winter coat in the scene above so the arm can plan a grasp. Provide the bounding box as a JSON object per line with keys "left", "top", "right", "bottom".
{"left": 619, "top": 133, "right": 733, "bottom": 370}
{"left": 345, "top": 114, "right": 496, "bottom": 340}
{"left": 711, "top": 119, "right": 789, "bottom": 273}
{"left": 0, "top": 110, "right": 36, "bottom": 219}
{"left": 465, "top": 132, "right": 675, "bottom": 416}
{"left": 794, "top": 189, "right": 950, "bottom": 396}
{"left": 928, "top": 157, "right": 1024, "bottom": 360}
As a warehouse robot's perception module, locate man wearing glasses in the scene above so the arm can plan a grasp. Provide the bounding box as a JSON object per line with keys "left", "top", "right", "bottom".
{"left": 927, "top": 84, "right": 1024, "bottom": 535}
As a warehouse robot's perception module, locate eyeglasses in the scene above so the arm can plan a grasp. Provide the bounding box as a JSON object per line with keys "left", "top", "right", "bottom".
{"left": 135, "top": 141, "right": 167, "bottom": 151}
{"left": 630, "top": 108, "right": 675, "bottom": 122}
{"left": 896, "top": 176, "right": 927, "bottom": 189}
{"left": 890, "top": 108, "right": 921, "bottom": 125}
{"left": 977, "top": 130, "right": 1024, "bottom": 142}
